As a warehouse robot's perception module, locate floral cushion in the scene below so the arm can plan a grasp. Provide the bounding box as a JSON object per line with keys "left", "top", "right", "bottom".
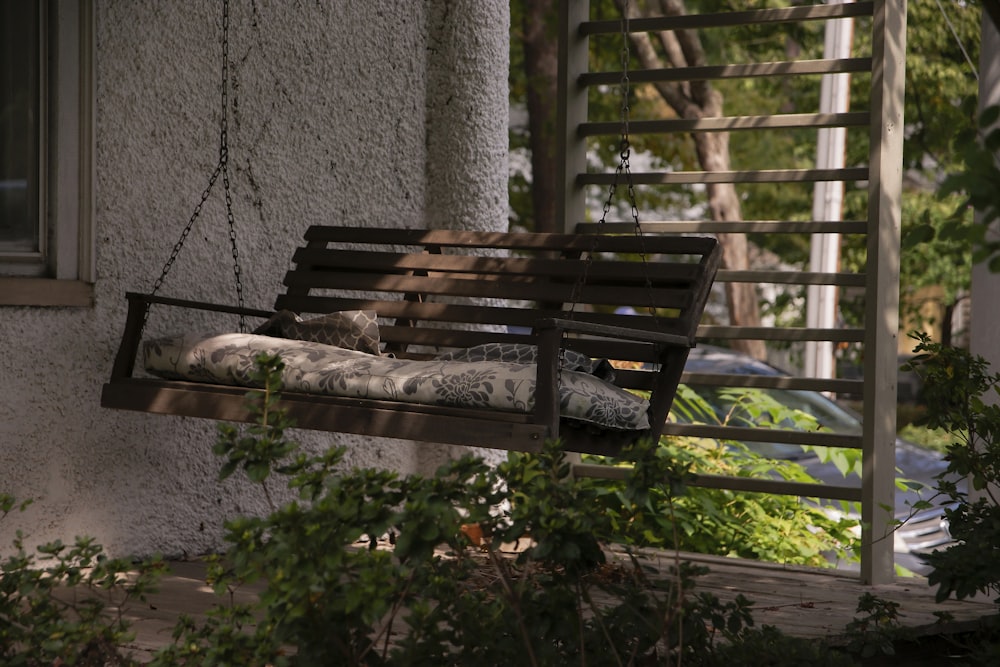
{"left": 143, "top": 333, "right": 649, "bottom": 432}
{"left": 435, "top": 342, "right": 616, "bottom": 382}
{"left": 253, "top": 310, "right": 381, "bottom": 355}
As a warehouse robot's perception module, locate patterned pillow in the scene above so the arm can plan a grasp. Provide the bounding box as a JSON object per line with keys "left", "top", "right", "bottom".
{"left": 435, "top": 342, "right": 615, "bottom": 382}
{"left": 253, "top": 310, "right": 381, "bottom": 355}
{"left": 144, "top": 332, "right": 649, "bottom": 432}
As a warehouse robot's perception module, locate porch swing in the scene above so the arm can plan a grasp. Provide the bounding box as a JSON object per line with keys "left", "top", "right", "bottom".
{"left": 100, "top": 0, "right": 721, "bottom": 457}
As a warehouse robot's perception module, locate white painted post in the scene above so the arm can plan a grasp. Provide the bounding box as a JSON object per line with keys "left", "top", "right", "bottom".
{"left": 861, "top": 0, "right": 906, "bottom": 585}
{"left": 969, "top": 3, "right": 1000, "bottom": 502}
{"left": 556, "top": 0, "right": 591, "bottom": 232}
{"left": 805, "top": 0, "right": 855, "bottom": 382}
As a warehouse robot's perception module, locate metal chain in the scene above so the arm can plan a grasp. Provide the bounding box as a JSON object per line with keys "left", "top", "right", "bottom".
{"left": 603, "top": 0, "right": 659, "bottom": 317}
{"left": 568, "top": 2, "right": 633, "bottom": 316}
{"left": 570, "top": 1, "right": 657, "bottom": 319}
{"left": 148, "top": 0, "right": 246, "bottom": 331}
{"left": 598, "top": 0, "right": 635, "bottom": 229}
{"left": 219, "top": 0, "right": 245, "bottom": 330}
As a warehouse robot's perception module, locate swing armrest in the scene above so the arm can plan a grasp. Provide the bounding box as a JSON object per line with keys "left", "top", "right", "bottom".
{"left": 110, "top": 293, "right": 274, "bottom": 381}
{"left": 528, "top": 317, "right": 694, "bottom": 437}
{"left": 533, "top": 317, "right": 694, "bottom": 348}
{"left": 531, "top": 317, "right": 695, "bottom": 442}
{"left": 123, "top": 292, "right": 274, "bottom": 319}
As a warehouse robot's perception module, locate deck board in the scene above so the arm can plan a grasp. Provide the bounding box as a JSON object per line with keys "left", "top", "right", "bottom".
{"left": 656, "top": 551, "right": 996, "bottom": 640}
{"left": 116, "top": 551, "right": 997, "bottom": 661}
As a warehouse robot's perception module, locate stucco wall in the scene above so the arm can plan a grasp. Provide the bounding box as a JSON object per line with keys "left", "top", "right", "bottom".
{"left": 0, "top": 0, "right": 508, "bottom": 557}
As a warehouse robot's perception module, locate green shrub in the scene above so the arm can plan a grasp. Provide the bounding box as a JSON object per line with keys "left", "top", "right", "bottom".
{"left": 2, "top": 351, "right": 939, "bottom": 663}
{"left": 622, "top": 385, "right": 862, "bottom": 567}
{"left": 148, "top": 353, "right": 866, "bottom": 665}
{"left": 903, "top": 333, "right": 1000, "bottom": 605}
{"left": 0, "top": 495, "right": 163, "bottom": 666}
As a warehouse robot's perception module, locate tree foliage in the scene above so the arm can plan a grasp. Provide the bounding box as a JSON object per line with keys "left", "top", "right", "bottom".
{"left": 511, "top": 0, "right": 986, "bottom": 347}
{"left": 838, "top": 0, "right": 983, "bottom": 339}
{"left": 903, "top": 333, "right": 1000, "bottom": 611}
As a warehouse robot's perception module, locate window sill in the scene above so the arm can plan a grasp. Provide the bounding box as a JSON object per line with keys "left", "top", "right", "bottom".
{"left": 0, "top": 278, "right": 94, "bottom": 307}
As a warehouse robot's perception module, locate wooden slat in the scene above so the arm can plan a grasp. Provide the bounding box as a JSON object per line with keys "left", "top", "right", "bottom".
{"left": 576, "top": 220, "right": 870, "bottom": 234}
{"left": 717, "top": 269, "right": 866, "bottom": 287}
{"left": 538, "top": 317, "right": 693, "bottom": 347}
{"left": 573, "top": 465, "right": 863, "bottom": 502}
{"left": 122, "top": 292, "right": 273, "bottom": 319}
{"left": 301, "top": 225, "right": 719, "bottom": 256}
{"left": 378, "top": 326, "right": 541, "bottom": 354}
{"left": 695, "top": 326, "right": 865, "bottom": 344}
{"left": 269, "top": 297, "right": 691, "bottom": 341}
{"left": 287, "top": 248, "right": 705, "bottom": 283}
{"left": 661, "top": 422, "right": 861, "bottom": 449}
{"left": 688, "top": 474, "right": 862, "bottom": 502}
{"left": 101, "top": 379, "right": 552, "bottom": 453}
{"left": 680, "top": 372, "right": 863, "bottom": 395}
{"left": 579, "top": 58, "right": 873, "bottom": 87}
{"left": 578, "top": 167, "right": 870, "bottom": 185}
{"left": 579, "top": 2, "right": 875, "bottom": 35}
{"left": 101, "top": 378, "right": 644, "bottom": 457}
{"left": 279, "top": 271, "right": 698, "bottom": 310}
{"left": 579, "top": 112, "right": 871, "bottom": 136}
{"left": 377, "top": 326, "right": 680, "bottom": 362}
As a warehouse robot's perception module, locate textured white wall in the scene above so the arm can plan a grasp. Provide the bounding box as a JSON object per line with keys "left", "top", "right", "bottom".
{"left": 0, "top": 0, "right": 509, "bottom": 557}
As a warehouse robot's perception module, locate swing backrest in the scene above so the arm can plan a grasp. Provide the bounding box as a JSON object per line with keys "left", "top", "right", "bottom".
{"left": 274, "top": 226, "right": 720, "bottom": 379}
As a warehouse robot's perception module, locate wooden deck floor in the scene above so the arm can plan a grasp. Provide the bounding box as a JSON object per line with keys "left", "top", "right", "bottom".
{"left": 639, "top": 550, "right": 996, "bottom": 640}
{"left": 118, "top": 552, "right": 997, "bottom": 661}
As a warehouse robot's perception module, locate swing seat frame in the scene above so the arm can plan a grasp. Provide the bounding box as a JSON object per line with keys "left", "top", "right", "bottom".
{"left": 102, "top": 225, "right": 720, "bottom": 456}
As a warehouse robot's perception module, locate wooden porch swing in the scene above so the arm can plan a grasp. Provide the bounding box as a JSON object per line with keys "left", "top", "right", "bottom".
{"left": 100, "top": 0, "right": 721, "bottom": 457}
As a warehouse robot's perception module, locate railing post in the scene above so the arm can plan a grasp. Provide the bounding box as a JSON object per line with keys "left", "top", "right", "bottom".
{"left": 556, "top": 0, "right": 590, "bottom": 232}
{"left": 861, "top": 0, "right": 906, "bottom": 585}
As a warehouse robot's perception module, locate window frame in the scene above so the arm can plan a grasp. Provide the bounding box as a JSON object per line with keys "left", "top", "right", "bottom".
{"left": 0, "top": 0, "right": 94, "bottom": 307}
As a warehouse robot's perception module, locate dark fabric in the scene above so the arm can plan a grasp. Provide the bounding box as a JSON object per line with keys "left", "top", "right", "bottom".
{"left": 254, "top": 309, "right": 381, "bottom": 355}
{"left": 435, "top": 342, "right": 616, "bottom": 382}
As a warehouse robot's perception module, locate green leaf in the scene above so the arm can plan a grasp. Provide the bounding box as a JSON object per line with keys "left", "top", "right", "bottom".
{"left": 246, "top": 461, "right": 271, "bottom": 483}
{"left": 980, "top": 104, "right": 1000, "bottom": 128}
{"left": 218, "top": 459, "right": 240, "bottom": 481}
{"left": 984, "top": 128, "right": 1000, "bottom": 153}
{"left": 902, "top": 223, "right": 935, "bottom": 247}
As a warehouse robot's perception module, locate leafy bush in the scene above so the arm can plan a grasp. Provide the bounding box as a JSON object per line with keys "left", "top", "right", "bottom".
{"left": 0, "top": 352, "right": 929, "bottom": 663}
{"left": 0, "top": 495, "right": 163, "bottom": 666}
{"left": 147, "top": 353, "right": 864, "bottom": 665}
{"left": 638, "top": 385, "right": 861, "bottom": 566}
{"left": 903, "top": 332, "right": 1000, "bottom": 604}
{"left": 937, "top": 104, "right": 1000, "bottom": 272}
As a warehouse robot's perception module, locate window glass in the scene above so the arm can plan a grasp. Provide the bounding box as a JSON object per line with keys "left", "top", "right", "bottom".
{"left": 0, "top": 2, "right": 41, "bottom": 258}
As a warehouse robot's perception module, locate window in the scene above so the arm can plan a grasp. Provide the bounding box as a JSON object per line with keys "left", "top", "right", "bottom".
{"left": 0, "top": 1, "right": 94, "bottom": 306}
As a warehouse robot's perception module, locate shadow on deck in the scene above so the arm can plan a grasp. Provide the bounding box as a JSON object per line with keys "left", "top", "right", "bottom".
{"left": 116, "top": 550, "right": 997, "bottom": 662}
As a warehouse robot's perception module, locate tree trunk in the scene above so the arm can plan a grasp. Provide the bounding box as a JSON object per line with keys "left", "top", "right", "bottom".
{"left": 622, "top": 0, "right": 766, "bottom": 359}
{"left": 696, "top": 131, "right": 767, "bottom": 361}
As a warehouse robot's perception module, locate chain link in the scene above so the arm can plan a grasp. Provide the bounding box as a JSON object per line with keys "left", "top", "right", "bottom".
{"left": 220, "top": 0, "right": 246, "bottom": 330}
{"left": 577, "top": 1, "right": 655, "bottom": 319}
{"left": 606, "top": 0, "right": 658, "bottom": 316}
{"left": 597, "top": 0, "right": 633, "bottom": 229}
{"left": 148, "top": 0, "right": 246, "bottom": 332}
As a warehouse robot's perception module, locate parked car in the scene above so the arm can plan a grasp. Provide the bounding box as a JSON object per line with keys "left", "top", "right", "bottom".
{"left": 670, "top": 346, "right": 956, "bottom": 575}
